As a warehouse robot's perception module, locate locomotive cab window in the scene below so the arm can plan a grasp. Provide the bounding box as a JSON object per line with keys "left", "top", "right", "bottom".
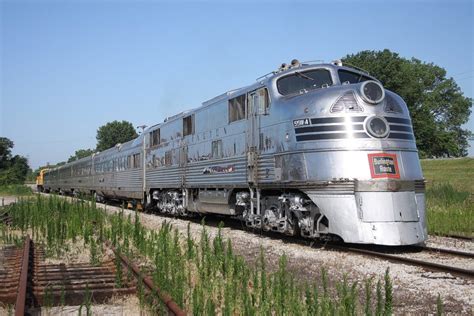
{"left": 183, "top": 115, "right": 195, "bottom": 137}
{"left": 277, "top": 69, "right": 333, "bottom": 95}
{"left": 150, "top": 129, "right": 160, "bottom": 147}
{"left": 338, "top": 70, "right": 371, "bottom": 84}
{"left": 228, "top": 94, "right": 246, "bottom": 123}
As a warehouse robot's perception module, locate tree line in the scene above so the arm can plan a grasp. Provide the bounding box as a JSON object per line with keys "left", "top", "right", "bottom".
{"left": 1, "top": 49, "right": 472, "bottom": 185}
{"left": 0, "top": 138, "right": 30, "bottom": 185}
{"left": 32, "top": 120, "right": 138, "bottom": 176}
{"left": 343, "top": 49, "right": 472, "bottom": 157}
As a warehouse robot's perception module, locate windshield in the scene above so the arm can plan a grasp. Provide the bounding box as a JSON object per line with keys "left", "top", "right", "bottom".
{"left": 277, "top": 69, "right": 333, "bottom": 96}
{"left": 338, "top": 69, "right": 371, "bottom": 84}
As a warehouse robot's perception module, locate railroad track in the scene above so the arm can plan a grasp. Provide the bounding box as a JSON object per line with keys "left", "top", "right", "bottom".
{"left": 434, "top": 233, "right": 473, "bottom": 242}
{"left": 33, "top": 193, "right": 474, "bottom": 281}
{"left": 418, "top": 245, "right": 474, "bottom": 259}
{"left": 326, "top": 243, "right": 474, "bottom": 279}
{"left": 101, "top": 197, "right": 474, "bottom": 280}
{"left": 0, "top": 235, "right": 186, "bottom": 315}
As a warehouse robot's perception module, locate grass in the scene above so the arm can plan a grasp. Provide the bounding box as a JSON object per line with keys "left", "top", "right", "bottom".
{"left": 1, "top": 195, "right": 406, "bottom": 315}
{"left": 421, "top": 158, "right": 474, "bottom": 193}
{"left": 421, "top": 158, "right": 473, "bottom": 237}
{"left": 0, "top": 184, "right": 32, "bottom": 197}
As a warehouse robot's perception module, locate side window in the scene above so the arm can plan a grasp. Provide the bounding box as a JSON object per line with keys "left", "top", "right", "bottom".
{"left": 127, "top": 155, "right": 132, "bottom": 169}
{"left": 211, "top": 140, "right": 223, "bottom": 159}
{"left": 228, "top": 94, "right": 246, "bottom": 123}
{"left": 183, "top": 115, "right": 195, "bottom": 137}
{"left": 132, "top": 153, "right": 141, "bottom": 168}
{"left": 165, "top": 151, "right": 172, "bottom": 166}
{"left": 150, "top": 129, "right": 160, "bottom": 147}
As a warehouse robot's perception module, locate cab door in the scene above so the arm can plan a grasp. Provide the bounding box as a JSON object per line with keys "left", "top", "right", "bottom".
{"left": 246, "top": 87, "right": 269, "bottom": 184}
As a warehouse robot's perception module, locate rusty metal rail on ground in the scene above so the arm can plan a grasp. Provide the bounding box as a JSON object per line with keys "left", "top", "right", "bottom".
{"left": 0, "top": 236, "right": 137, "bottom": 314}
{"left": 328, "top": 244, "right": 474, "bottom": 279}
{"left": 105, "top": 240, "right": 186, "bottom": 316}
{"left": 15, "top": 234, "right": 30, "bottom": 316}
{"left": 0, "top": 235, "right": 30, "bottom": 315}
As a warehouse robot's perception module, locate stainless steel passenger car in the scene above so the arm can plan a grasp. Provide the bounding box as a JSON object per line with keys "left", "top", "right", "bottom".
{"left": 43, "top": 60, "right": 427, "bottom": 245}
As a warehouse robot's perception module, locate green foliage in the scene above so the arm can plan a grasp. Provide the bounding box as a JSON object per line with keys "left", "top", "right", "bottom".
{"left": 68, "top": 148, "right": 95, "bottom": 163}
{"left": 421, "top": 158, "right": 474, "bottom": 193}
{"left": 426, "top": 183, "right": 473, "bottom": 237}
{"left": 96, "top": 120, "right": 138, "bottom": 152}
{"left": 343, "top": 49, "right": 472, "bottom": 158}
{"left": 365, "top": 277, "right": 373, "bottom": 316}
{"left": 436, "top": 293, "right": 444, "bottom": 316}
{"left": 384, "top": 268, "right": 392, "bottom": 316}
{"left": 375, "top": 280, "right": 383, "bottom": 316}
{"left": 0, "top": 137, "right": 14, "bottom": 170}
{"left": 421, "top": 158, "right": 473, "bottom": 237}
{"left": 0, "top": 185, "right": 32, "bottom": 196}
{"left": 0, "top": 137, "right": 30, "bottom": 185}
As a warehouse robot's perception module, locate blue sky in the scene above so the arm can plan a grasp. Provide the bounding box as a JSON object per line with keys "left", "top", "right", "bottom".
{"left": 1, "top": 0, "right": 473, "bottom": 169}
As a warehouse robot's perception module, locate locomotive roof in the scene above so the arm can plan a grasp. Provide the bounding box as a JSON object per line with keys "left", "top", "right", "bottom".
{"left": 143, "top": 62, "right": 376, "bottom": 135}
{"left": 46, "top": 61, "right": 376, "bottom": 172}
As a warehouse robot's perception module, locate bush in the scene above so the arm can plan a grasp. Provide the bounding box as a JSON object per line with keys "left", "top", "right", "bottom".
{"left": 0, "top": 184, "right": 32, "bottom": 196}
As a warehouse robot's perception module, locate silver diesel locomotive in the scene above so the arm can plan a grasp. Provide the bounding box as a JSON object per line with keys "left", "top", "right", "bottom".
{"left": 43, "top": 60, "right": 427, "bottom": 246}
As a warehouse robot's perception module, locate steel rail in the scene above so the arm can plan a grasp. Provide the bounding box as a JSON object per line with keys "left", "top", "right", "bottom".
{"left": 329, "top": 244, "right": 474, "bottom": 279}
{"left": 417, "top": 246, "right": 474, "bottom": 259}
{"left": 441, "top": 234, "right": 473, "bottom": 241}
{"left": 105, "top": 240, "right": 186, "bottom": 316}
{"left": 15, "top": 235, "right": 30, "bottom": 316}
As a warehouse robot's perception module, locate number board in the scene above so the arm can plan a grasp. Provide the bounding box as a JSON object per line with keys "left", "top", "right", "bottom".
{"left": 293, "top": 118, "right": 311, "bottom": 127}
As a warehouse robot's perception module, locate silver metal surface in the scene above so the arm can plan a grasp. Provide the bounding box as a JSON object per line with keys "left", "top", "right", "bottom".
{"left": 43, "top": 61, "right": 427, "bottom": 245}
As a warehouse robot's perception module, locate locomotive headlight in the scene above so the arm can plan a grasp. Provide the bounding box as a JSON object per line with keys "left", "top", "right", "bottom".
{"left": 366, "top": 116, "right": 389, "bottom": 138}
{"left": 360, "top": 81, "right": 385, "bottom": 104}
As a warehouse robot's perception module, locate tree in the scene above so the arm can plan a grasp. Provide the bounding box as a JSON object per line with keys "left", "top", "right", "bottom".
{"left": 68, "top": 148, "right": 95, "bottom": 163}
{"left": 96, "top": 120, "right": 138, "bottom": 152}
{"left": 0, "top": 137, "right": 30, "bottom": 185}
{"left": 342, "top": 49, "right": 472, "bottom": 158}
{"left": 0, "top": 137, "right": 14, "bottom": 170}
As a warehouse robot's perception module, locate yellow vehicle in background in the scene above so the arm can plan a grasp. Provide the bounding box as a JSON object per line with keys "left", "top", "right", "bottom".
{"left": 36, "top": 169, "right": 49, "bottom": 192}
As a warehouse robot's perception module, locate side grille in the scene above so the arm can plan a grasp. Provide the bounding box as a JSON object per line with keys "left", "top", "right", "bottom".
{"left": 415, "top": 180, "right": 426, "bottom": 193}
{"left": 330, "top": 91, "right": 363, "bottom": 113}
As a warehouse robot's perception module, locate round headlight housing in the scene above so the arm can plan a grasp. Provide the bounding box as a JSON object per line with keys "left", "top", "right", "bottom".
{"left": 360, "top": 80, "right": 385, "bottom": 104}
{"left": 366, "top": 116, "right": 389, "bottom": 138}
